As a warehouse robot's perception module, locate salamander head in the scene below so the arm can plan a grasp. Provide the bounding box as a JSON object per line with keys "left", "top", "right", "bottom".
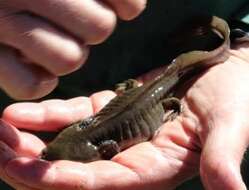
{"left": 40, "top": 125, "right": 101, "bottom": 162}
{"left": 41, "top": 140, "right": 101, "bottom": 162}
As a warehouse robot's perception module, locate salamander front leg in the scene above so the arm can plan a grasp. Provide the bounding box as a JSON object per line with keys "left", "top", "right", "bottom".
{"left": 98, "top": 140, "right": 120, "bottom": 160}
{"left": 115, "top": 79, "right": 140, "bottom": 95}
{"left": 70, "top": 116, "right": 95, "bottom": 130}
{"left": 161, "top": 97, "right": 182, "bottom": 122}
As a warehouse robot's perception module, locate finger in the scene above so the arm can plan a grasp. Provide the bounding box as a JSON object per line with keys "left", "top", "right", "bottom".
{"left": 4, "top": 158, "right": 139, "bottom": 190}
{"left": 90, "top": 90, "right": 116, "bottom": 113}
{"left": 13, "top": 0, "right": 117, "bottom": 44}
{"left": 2, "top": 97, "right": 94, "bottom": 131}
{"left": 103, "top": 0, "right": 147, "bottom": 20}
{"left": 2, "top": 92, "right": 117, "bottom": 131}
{"left": 0, "top": 45, "right": 58, "bottom": 100}
{"left": 0, "top": 141, "right": 38, "bottom": 190}
{"left": 200, "top": 117, "right": 249, "bottom": 190}
{"left": 0, "top": 13, "right": 88, "bottom": 76}
{"left": 0, "top": 120, "right": 45, "bottom": 157}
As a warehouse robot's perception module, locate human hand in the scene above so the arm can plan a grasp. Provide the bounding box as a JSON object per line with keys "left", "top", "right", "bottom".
{"left": 0, "top": 0, "right": 146, "bottom": 100}
{"left": 0, "top": 45, "right": 249, "bottom": 190}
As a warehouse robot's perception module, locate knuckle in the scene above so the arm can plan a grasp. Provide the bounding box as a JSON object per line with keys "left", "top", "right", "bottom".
{"left": 85, "top": 11, "right": 117, "bottom": 44}
{"left": 51, "top": 44, "right": 90, "bottom": 76}
{"left": 119, "top": 0, "right": 147, "bottom": 20}
{"left": 3, "top": 77, "right": 58, "bottom": 100}
{"left": 0, "top": 68, "right": 58, "bottom": 100}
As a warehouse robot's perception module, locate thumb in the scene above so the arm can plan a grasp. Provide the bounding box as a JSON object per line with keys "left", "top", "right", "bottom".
{"left": 199, "top": 117, "right": 248, "bottom": 190}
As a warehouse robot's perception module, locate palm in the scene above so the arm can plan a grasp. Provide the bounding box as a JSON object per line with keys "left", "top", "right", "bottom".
{"left": 113, "top": 51, "right": 249, "bottom": 189}
{"left": 1, "top": 48, "right": 249, "bottom": 190}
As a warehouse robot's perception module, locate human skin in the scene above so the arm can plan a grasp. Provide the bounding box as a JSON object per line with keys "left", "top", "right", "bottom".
{"left": 0, "top": 0, "right": 146, "bottom": 100}
{"left": 0, "top": 43, "right": 248, "bottom": 190}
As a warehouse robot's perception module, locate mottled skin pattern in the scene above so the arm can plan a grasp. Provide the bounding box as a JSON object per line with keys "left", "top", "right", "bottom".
{"left": 41, "top": 15, "right": 239, "bottom": 163}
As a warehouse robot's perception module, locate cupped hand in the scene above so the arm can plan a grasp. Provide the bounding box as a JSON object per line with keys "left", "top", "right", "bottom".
{"left": 0, "top": 0, "right": 146, "bottom": 100}
{"left": 0, "top": 45, "right": 249, "bottom": 190}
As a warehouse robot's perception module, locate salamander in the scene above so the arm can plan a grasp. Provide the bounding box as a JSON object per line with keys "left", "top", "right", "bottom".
{"left": 41, "top": 15, "right": 240, "bottom": 163}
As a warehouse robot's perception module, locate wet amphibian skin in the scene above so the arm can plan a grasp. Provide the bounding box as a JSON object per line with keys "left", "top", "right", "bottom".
{"left": 41, "top": 15, "right": 247, "bottom": 163}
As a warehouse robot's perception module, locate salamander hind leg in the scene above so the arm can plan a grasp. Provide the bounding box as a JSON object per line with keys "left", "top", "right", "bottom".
{"left": 98, "top": 140, "right": 120, "bottom": 160}
{"left": 115, "top": 79, "right": 140, "bottom": 95}
{"left": 161, "top": 97, "right": 182, "bottom": 122}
